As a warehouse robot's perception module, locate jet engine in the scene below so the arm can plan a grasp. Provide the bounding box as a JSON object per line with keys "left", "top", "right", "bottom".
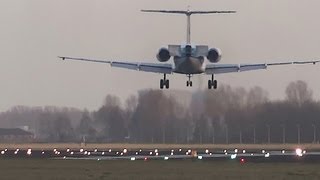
{"left": 207, "top": 48, "right": 222, "bottom": 63}
{"left": 157, "top": 48, "right": 171, "bottom": 62}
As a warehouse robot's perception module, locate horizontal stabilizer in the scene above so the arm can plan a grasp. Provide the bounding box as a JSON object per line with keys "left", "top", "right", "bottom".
{"left": 141, "top": 9, "right": 236, "bottom": 15}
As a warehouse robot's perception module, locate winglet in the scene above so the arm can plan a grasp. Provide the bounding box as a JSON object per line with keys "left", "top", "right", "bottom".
{"left": 58, "top": 56, "right": 66, "bottom": 60}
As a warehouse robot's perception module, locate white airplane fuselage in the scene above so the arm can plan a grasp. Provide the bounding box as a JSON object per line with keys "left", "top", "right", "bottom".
{"left": 172, "top": 48, "right": 205, "bottom": 74}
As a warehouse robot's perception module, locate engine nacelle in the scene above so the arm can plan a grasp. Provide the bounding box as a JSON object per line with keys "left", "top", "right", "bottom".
{"left": 156, "top": 48, "right": 171, "bottom": 62}
{"left": 207, "top": 48, "right": 222, "bottom": 63}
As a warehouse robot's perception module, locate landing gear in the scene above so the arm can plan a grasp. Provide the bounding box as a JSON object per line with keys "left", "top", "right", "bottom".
{"left": 186, "top": 74, "right": 193, "bottom": 87}
{"left": 160, "top": 74, "right": 169, "bottom": 89}
{"left": 208, "top": 74, "right": 217, "bottom": 89}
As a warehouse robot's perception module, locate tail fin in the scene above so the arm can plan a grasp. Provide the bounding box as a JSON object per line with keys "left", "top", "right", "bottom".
{"left": 141, "top": 9, "right": 236, "bottom": 44}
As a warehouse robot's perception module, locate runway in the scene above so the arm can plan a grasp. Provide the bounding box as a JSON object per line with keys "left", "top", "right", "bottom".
{"left": 2, "top": 147, "right": 320, "bottom": 163}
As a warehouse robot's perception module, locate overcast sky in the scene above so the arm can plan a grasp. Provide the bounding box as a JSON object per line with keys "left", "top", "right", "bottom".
{"left": 1, "top": 0, "right": 320, "bottom": 111}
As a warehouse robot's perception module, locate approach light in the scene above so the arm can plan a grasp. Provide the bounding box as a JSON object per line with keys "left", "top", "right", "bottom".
{"left": 109, "top": 149, "right": 112, "bottom": 153}
{"left": 205, "top": 149, "right": 209, "bottom": 154}
{"left": 80, "top": 149, "right": 84, "bottom": 153}
{"left": 282, "top": 150, "right": 285, "bottom": 154}
{"left": 123, "top": 149, "right": 127, "bottom": 153}
{"left": 296, "top": 148, "right": 303, "bottom": 157}
{"left": 42, "top": 151, "right": 45, "bottom": 155}
{"left": 198, "top": 156, "right": 203, "bottom": 160}
{"left": 156, "top": 152, "right": 159, "bottom": 156}
{"left": 234, "top": 149, "right": 238, "bottom": 153}
{"left": 265, "top": 153, "right": 270, "bottom": 158}
{"left": 102, "top": 152, "right": 105, "bottom": 155}
{"left": 94, "top": 149, "right": 98, "bottom": 152}
{"left": 27, "top": 149, "right": 32, "bottom": 155}
{"left": 66, "top": 148, "right": 70, "bottom": 152}
{"left": 262, "top": 150, "right": 266, "bottom": 154}
{"left": 240, "top": 158, "right": 245, "bottom": 163}
{"left": 130, "top": 157, "right": 136, "bottom": 161}
{"left": 88, "top": 152, "right": 91, "bottom": 156}
{"left": 171, "top": 152, "right": 174, "bottom": 156}
{"left": 231, "top": 154, "right": 237, "bottom": 159}
{"left": 242, "top": 150, "right": 246, "bottom": 154}
{"left": 154, "top": 149, "right": 158, "bottom": 153}
{"left": 149, "top": 152, "right": 153, "bottom": 155}
{"left": 1, "top": 151, "right": 4, "bottom": 155}
{"left": 179, "top": 149, "right": 182, "bottom": 152}
{"left": 164, "top": 156, "right": 169, "bottom": 160}
{"left": 70, "top": 152, "right": 74, "bottom": 155}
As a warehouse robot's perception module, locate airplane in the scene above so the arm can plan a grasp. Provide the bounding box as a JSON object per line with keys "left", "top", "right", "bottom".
{"left": 59, "top": 9, "right": 319, "bottom": 89}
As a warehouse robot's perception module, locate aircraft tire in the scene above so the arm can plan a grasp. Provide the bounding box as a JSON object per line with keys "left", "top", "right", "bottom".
{"left": 160, "top": 79, "right": 164, "bottom": 89}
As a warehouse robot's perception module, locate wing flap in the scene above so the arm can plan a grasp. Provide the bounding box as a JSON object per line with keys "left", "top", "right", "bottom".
{"left": 59, "top": 56, "right": 173, "bottom": 74}
{"left": 206, "top": 60, "right": 319, "bottom": 74}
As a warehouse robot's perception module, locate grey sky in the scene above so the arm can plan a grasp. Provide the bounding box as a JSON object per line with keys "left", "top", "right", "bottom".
{"left": 1, "top": 0, "right": 320, "bottom": 111}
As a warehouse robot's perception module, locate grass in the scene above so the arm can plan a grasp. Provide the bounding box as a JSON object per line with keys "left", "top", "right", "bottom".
{"left": 1, "top": 143, "right": 320, "bottom": 150}
{"left": 0, "top": 158, "right": 320, "bottom": 180}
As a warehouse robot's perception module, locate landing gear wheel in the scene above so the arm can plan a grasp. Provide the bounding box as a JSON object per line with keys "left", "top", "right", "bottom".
{"left": 190, "top": 81, "right": 193, "bottom": 87}
{"left": 165, "top": 80, "right": 169, "bottom": 89}
{"left": 186, "top": 81, "right": 189, "bottom": 87}
{"left": 160, "top": 79, "right": 164, "bottom": 89}
{"left": 208, "top": 80, "right": 212, "bottom": 89}
{"left": 213, "top": 80, "right": 217, "bottom": 89}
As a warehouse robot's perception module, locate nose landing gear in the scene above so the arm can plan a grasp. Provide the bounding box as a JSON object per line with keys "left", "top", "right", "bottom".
{"left": 186, "top": 74, "right": 193, "bottom": 87}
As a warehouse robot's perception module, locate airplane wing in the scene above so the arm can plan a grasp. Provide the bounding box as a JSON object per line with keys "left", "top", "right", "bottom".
{"left": 205, "top": 60, "right": 320, "bottom": 74}
{"left": 58, "top": 56, "right": 173, "bottom": 74}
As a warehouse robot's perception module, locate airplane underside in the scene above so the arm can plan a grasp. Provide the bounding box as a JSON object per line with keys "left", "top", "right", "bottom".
{"left": 159, "top": 56, "right": 217, "bottom": 89}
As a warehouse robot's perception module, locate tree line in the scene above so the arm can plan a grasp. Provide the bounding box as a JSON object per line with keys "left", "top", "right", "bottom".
{"left": 0, "top": 80, "right": 319, "bottom": 144}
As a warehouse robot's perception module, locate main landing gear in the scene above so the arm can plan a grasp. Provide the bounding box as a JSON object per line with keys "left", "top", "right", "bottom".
{"left": 208, "top": 74, "right": 217, "bottom": 89}
{"left": 186, "top": 74, "right": 193, "bottom": 87}
{"left": 160, "top": 74, "right": 169, "bottom": 89}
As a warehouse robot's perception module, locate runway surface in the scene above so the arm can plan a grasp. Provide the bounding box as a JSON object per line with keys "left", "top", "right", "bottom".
{"left": 2, "top": 147, "right": 320, "bottom": 163}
